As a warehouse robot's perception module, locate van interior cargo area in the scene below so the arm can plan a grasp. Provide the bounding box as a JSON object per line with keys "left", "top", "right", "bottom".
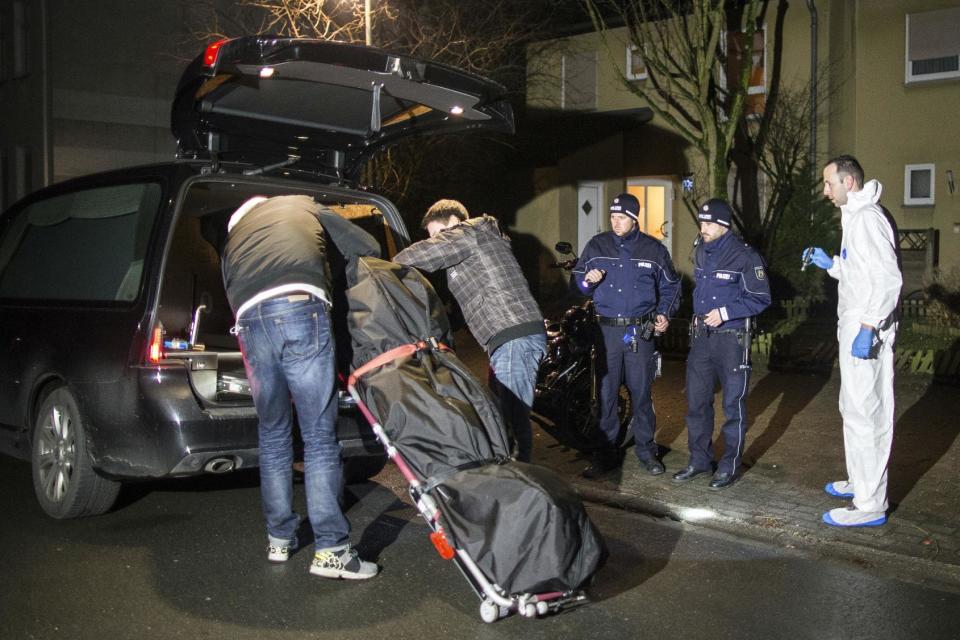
{"left": 156, "top": 181, "right": 402, "bottom": 406}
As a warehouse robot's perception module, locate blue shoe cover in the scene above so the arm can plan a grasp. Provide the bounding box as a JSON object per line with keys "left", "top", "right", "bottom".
{"left": 824, "top": 482, "right": 854, "bottom": 499}
{"left": 822, "top": 511, "right": 887, "bottom": 527}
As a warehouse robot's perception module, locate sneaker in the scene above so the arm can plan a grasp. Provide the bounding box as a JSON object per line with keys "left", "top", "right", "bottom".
{"left": 822, "top": 506, "right": 886, "bottom": 527}
{"left": 824, "top": 480, "right": 854, "bottom": 499}
{"left": 310, "top": 545, "right": 379, "bottom": 580}
{"left": 267, "top": 544, "right": 290, "bottom": 563}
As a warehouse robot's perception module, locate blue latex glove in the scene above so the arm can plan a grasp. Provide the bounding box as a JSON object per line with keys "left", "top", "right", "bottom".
{"left": 807, "top": 247, "right": 834, "bottom": 270}
{"left": 851, "top": 326, "right": 878, "bottom": 359}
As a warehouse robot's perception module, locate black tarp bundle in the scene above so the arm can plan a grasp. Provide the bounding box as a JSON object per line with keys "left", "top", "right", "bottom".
{"left": 347, "top": 258, "right": 603, "bottom": 594}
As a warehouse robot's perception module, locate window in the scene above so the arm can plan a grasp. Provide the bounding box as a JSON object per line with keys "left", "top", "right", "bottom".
{"left": 0, "top": 183, "right": 162, "bottom": 302}
{"left": 726, "top": 26, "right": 766, "bottom": 116}
{"left": 12, "top": 0, "right": 28, "bottom": 78}
{"left": 904, "top": 164, "right": 935, "bottom": 206}
{"left": 626, "top": 45, "right": 648, "bottom": 81}
{"left": 561, "top": 51, "right": 597, "bottom": 111}
{"left": 626, "top": 179, "right": 674, "bottom": 253}
{"left": 906, "top": 8, "right": 960, "bottom": 84}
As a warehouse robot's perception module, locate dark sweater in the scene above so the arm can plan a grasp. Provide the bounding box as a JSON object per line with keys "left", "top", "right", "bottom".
{"left": 222, "top": 195, "right": 379, "bottom": 316}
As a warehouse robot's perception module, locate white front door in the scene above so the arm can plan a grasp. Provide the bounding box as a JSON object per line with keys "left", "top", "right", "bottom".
{"left": 576, "top": 181, "right": 604, "bottom": 255}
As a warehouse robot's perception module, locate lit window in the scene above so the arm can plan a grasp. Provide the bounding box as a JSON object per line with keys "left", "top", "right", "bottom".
{"left": 626, "top": 179, "right": 674, "bottom": 252}
{"left": 625, "top": 45, "right": 648, "bottom": 81}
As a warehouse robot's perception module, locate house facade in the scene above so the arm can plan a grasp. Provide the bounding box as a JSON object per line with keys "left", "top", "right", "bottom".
{"left": 0, "top": 0, "right": 192, "bottom": 210}
{"left": 518, "top": 0, "right": 960, "bottom": 297}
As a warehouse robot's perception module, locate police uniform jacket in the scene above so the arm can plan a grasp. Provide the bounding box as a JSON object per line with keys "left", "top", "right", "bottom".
{"left": 692, "top": 231, "right": 771, "bottom": 330}
{"left": 572, "top": 228, "right": 681, "bottom": 318}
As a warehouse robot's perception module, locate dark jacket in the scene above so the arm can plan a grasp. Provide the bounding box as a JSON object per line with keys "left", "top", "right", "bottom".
{"left": 692, "top": 231, "right": 771, "bottom": 330}
{"left": 393, "top": 215, "right": 543, "bottom": 353}
{"left": 572, "top": 228, "right": 681, "bottom": 318}
{"left": 222, "top": 195, "right": 379, "bottom": 315}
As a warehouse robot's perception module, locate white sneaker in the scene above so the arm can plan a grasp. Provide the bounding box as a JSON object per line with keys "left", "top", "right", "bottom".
{"left": 824, "top": 480, "right": 854, "bottom": 499}
{"left": 267, "top": 544, "right": 290, "bottom": 563}
{"left": 310, "top": 545, "right": 379, "bottom": 580}
{"left": 822, "top": 506, "right": 886, "bottom": 527}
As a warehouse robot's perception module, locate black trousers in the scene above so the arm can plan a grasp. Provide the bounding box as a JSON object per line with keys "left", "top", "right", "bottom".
{"left": 684, "top": 331, "right": 751, "bottom": 475}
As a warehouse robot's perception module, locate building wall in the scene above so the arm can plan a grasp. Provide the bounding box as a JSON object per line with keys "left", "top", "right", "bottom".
{"left": 0, "top": 0, "right": 194, "bottom": 210}
{"left": 523, "top": 1, "right": 960, "bottom": 281}
{"left": 47, "top": 0, "right": 189, "bottom": 183}
{"left": 827, "top": 0, "right": 960, "bottom": 273}
{"left": 0, "top": 0, "right": 50, "bottom": 209}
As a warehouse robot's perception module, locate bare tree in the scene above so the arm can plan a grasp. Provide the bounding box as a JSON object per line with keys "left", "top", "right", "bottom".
{"left": 584, "top": 0, "right": 765, "bottom": 214}
{"left": 584, "top": 0, "right": 840, "bottom": 286}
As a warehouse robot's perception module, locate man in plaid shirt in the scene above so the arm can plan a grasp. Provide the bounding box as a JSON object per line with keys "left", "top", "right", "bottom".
{"left": 393, "top": 199, "right": 546, "bottom": 462}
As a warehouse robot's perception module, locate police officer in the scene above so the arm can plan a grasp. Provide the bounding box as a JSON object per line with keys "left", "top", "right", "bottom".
{"left": 673, "top": 198, "right": 771, "bottom": 489}
{"left": 573, "top": 193, "right": 681, "bottom": 478}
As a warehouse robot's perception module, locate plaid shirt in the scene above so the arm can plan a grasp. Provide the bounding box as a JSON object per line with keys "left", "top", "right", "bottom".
{"left": 393, "top": 215, "right": 543, "bottom": 352}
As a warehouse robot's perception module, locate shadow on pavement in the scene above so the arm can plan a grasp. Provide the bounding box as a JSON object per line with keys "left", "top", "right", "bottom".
{"left": 741, "top": 368, "right": 834, "bottom": 473}
{"left": 585, "top": 525, "right": 682, "bottom": 605}
{"left": 888, "top": 377, "right": 960, "bottom": 512}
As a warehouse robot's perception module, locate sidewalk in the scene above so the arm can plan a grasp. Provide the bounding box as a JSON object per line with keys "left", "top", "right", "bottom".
{"left": 452, "top": 328, "right": 960, "bottom": 587}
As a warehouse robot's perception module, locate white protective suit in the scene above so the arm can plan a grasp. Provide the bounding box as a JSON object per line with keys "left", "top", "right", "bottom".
{"left": 826, "top": 179, "right": 902, "bottom": 513}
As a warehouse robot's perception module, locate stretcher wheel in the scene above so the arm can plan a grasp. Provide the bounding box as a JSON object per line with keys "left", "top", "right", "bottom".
{"left": 523, "top": 603, "right": 537, "bottom": 618}
{"left": 536, "top": 601, "right": 549, "bottom": 616}
{"left": 479, "top": 600, "right": 499, "bottom": 623}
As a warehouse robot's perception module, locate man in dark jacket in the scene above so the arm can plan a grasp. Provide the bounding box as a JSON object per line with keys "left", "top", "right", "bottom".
{"left": 573, "top": 193, "right": 681, "bottom": 478}
{"left": 672, "top": 198, "right": 771, "bottom": 490}
{"left": 222, "top": 194, "right": 380, "bottom": 579}
{"left": 393, "top": 199, "right": 546, "bottom": 462}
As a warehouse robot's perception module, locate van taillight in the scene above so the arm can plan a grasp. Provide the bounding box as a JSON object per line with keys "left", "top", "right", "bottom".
{"left": 203, "top": 39, "right": 229, "bottom": 68}
{"left": 148, "top": 325, "right": 164, "bottom": 364}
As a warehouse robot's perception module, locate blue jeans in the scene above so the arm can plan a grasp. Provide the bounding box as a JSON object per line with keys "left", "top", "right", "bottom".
{"left": 489, "top": 333, "right": 547, "bottom": 462}
{"left": 237, "top": 296, "right": 349, "bottom": 551}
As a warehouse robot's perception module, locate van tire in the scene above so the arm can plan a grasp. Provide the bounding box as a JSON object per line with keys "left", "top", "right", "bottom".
{"left": 31, "top": 387, "right": 121, "bottom": 519}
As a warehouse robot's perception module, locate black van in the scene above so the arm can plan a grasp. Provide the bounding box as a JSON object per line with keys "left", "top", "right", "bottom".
{"left": 0, "top": 36, "right": 514, "bottom": 519}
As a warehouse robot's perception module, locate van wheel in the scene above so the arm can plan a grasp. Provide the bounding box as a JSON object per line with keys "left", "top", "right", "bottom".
{"left": 31, "top": 387, "right": 121, "bottom": 519}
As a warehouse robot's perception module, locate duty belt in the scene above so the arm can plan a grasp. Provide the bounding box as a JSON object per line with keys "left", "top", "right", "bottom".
{"left": 597, "top": 313, "right": 654, "bottom": 327}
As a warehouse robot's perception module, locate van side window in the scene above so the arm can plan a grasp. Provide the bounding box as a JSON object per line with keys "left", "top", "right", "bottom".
{"left": 0, "top": 183, "right": 161, "bottom": 302}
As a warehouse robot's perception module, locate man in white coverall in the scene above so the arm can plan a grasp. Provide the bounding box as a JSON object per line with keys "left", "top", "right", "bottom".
{"left": 806, "top": 155, "right": 902, "bottom": 527}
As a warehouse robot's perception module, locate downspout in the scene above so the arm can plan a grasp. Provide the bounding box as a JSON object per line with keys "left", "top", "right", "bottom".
{"left": 40, "top": 0, "right": 52, "bottom": 187}
{"left": 805, "top": 0, "right": 818, "bottom": 171}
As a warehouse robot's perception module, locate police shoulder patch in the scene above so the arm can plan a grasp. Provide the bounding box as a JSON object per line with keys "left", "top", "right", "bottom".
{"left": 754, "top": 266, "right": 766, "bottom": 280}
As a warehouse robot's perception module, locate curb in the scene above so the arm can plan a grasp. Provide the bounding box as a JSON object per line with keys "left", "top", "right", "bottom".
{"left": 572, "top": 479, "right": 960, "bottom": 593}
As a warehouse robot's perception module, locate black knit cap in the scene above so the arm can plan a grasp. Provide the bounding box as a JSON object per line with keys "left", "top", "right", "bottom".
{"left": 697, "top": 198, "right": 733, "bottom": 228}
{"left": 609, "top": 193, "right": 640, "bottom": 221}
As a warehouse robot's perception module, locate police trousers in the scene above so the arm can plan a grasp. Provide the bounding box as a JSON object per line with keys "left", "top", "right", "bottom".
{"left": 684, "top": 331, "right": 751, "bottom": 475}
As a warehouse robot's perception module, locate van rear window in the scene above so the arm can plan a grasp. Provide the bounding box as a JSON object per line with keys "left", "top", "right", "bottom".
{"left": 0, "top": 182, "right": 161, "bottom": 302}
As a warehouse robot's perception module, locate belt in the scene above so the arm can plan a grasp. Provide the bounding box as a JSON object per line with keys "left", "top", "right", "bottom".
{"left": 597, "top": 313, "right": 653, "bottom": 327}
